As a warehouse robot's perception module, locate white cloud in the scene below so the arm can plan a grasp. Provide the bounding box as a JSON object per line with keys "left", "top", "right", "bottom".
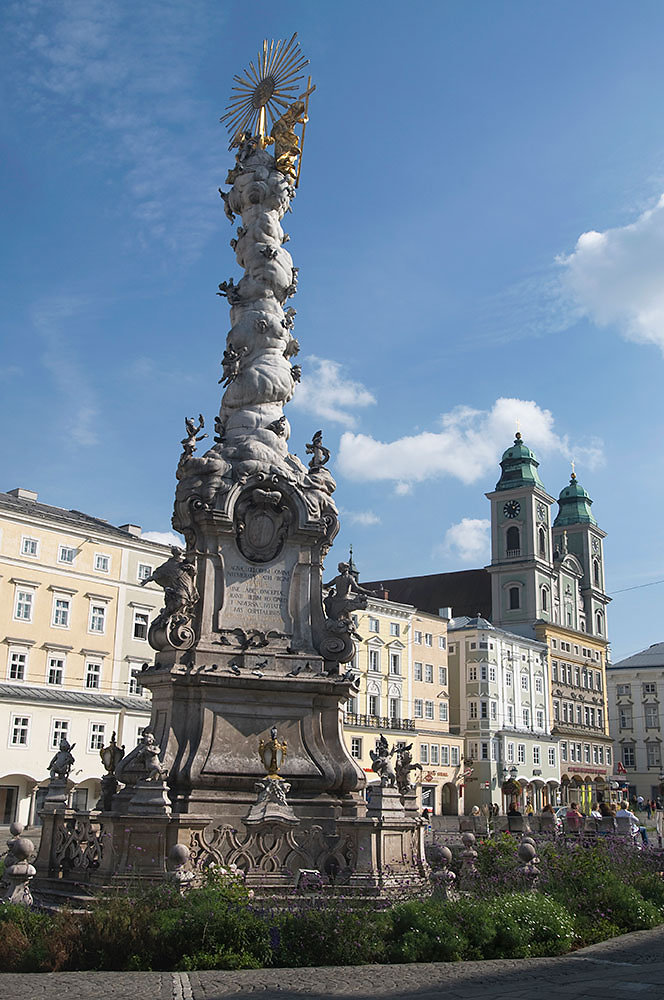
{"left": 559, "top": 193, "right": 664, "bottom": 353}
{"left": 338, "top": 397, "right": 603, "bottom": 488}
{"left": 291, "top": 357, "right": 376, "bottom": 428}
{"left": 442, "top": 518, "right": 491, "bottom": 565}
{"left": 142, "top": 530, "right": 183, "bottom": 548}
{"left": 340, "top": 509, "right": 381, "bottom": 526}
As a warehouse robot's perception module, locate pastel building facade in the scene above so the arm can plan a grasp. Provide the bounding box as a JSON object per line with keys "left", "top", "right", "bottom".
{"left": 608, "top": 642, "right": 664, "bottom": 802}
{"left": 0, "top": 487, "right": 169, "bottom": 825}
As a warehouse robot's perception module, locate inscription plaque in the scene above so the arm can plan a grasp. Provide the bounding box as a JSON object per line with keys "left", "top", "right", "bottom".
{"left": 219, "top": 546, "right": 296, "bottom": 633}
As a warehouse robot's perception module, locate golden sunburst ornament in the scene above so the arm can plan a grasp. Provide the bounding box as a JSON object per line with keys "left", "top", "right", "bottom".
{"left": 220, "top": 32, "right": 310, "bottom": 150}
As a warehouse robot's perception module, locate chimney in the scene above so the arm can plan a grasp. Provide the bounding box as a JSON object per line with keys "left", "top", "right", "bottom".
{"left": 119, "top": 523, "right": 142, "bottom": 537}
{"left": 7, "top": 487, "right": 38, "bottom": 502}
{"left": 438, "top": 607, "right": 452, "bottom": 619}
{"left": 382, "top": 588, "right": 389, "bottom": 600}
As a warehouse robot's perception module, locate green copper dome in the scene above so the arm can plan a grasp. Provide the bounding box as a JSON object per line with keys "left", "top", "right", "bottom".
{"left": 495, "top": 433, "right": 545, "bottom": 491}
{"left": 553, "top": 473, "right": 597, "bottom": 527}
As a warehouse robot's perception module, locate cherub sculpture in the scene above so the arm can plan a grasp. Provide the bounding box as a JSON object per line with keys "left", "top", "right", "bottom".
{"left": 218, "top": 344, "right": 247, "bottom": 386}
{"left": 323, "top": 562, "right": 370, "bottom": 622}
{"left": 369, "top": 734, "right": 397, "bottom": 788}
{"left": 181, "top": 415, "right": 207, "bottom": 459}
{"left": 48, "top": 737, "right": 76, "bottom": 781}
{"left": 306, "top": 429, "right": 330, "bottom": 471}
{"left": 141, "top": 546, "right": 199, "bottom": 622}
{"left": 134, "top": 729, "right": 167, "bottom": 782}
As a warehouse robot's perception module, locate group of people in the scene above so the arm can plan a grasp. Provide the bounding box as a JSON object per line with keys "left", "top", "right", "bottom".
{"left": 506, "top": 797, "right": 650, "bottom": 843}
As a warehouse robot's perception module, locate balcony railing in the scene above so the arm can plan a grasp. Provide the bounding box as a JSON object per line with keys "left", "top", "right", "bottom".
{"left": 506, "top": 548, "right": 521, "bottom": 558}
{"left": 343, "top": 713, "right": 415, "bottom": 731}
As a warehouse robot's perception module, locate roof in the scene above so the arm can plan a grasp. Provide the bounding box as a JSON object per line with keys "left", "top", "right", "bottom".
{"left": 362, "top": 568, "right": 491, "bottom": 620}
{"left": 553, "top": 474, "right": 598, "bottom": 527}
{"left": 495, "top": 433, "right": 545, "bottom": 492}
{"left": 608, "top": 642, "right": 664, "bottom": 671}
{"left": 0, "top": 683, "right": 151, "bottom": 713}
{"left": 449, "top": 615, "right": 495, "bottom": 631}
{"left": 0, "top": 491, "right": 171, "bottom": 549}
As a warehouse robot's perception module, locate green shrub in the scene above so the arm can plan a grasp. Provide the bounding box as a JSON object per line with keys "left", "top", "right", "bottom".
{"left": 486, "top": 894, "right": 575, "bottom": 958}
{"left": 0, "top": 905, "right": 54, "bottom": 972}
{"left": 271, "top": 903, "right": 389, "bottom": 967}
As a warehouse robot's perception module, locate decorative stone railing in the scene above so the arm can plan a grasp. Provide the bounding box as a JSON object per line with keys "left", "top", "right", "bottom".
{"left": 343, "top": 714, "right": 416, "bottom": 731}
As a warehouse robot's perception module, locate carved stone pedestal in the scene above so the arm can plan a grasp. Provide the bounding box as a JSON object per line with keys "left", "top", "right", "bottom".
{"left": 128, "top": 779, "right": 172, "bottom": 816}
{"left": 43, "top": 778, "right": 69, "bottom": 809}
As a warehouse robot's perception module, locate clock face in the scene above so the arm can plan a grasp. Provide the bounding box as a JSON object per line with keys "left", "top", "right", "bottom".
{"left": 503, "top": 500, "right": 521, "bottom": 519}
{"left": 537, "top": 502, "right": 547, "bottom": 522}
{"left": 592, "top": 538, "right": 600, "bottom": 554}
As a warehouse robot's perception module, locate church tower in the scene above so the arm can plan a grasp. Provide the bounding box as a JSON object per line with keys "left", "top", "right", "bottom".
{"left": 486, "top": 433, "right": 556, "bottom": 637}
{"left": 553, "top": 472, "right": 610, "bottom": 639}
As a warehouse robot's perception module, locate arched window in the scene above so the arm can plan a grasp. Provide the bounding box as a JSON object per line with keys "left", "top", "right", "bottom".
{"left": 539, "top": 527, "right": 546, "bottom": 558}
{"left": 506, "top": 526, "right": 520, "bottom": 555}
{"left": 596, "top": 611, "right": 603, "bottom": 635}
{"left": 541, "top": 586, "right": 548, "bottom": 611}
{"left": 509, "top": 586, "right": 520, "bottom": 610}
{"left": 593, "top": 560, "right": 600, "bottom": 587}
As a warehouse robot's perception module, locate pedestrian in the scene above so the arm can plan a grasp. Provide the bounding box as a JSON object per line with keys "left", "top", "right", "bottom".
{"left": 566, "top": 801, "right": 583, "bottom": 833}
{"left": 646, "top": 799, "right": 652, "bottom": 820}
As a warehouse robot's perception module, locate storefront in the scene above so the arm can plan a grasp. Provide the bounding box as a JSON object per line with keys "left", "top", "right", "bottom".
{"left": 560, "top": 765, "right": 610, "bottom": 810}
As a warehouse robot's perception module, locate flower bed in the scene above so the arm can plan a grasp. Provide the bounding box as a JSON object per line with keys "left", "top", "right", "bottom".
{"left": 1, "top": 839, "right": 663, "bottom": 972}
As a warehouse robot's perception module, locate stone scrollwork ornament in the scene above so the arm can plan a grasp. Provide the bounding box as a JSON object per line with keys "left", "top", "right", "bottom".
{"left": 235, "top": 485, "right": 292, "bottom": 563}
{"left": 142, "top": 546, "right": 199, "bottom": 650}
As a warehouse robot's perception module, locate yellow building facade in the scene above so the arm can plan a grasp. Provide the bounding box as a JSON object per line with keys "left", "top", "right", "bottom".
{"left": 342, "top": 596, "right": 464, "bottom": 814}
{"left": 0, "top": 487, "right": 170, "bottom": 825}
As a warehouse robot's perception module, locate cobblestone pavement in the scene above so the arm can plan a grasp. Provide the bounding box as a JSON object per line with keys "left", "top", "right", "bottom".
{"left": 2, "top": 925, "right": 663, "bottom": 1000}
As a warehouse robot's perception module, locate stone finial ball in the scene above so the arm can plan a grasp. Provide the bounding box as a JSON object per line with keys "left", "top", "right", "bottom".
{"left": 518, "top": 842, "right": 536, "bottom": 863}
{"left": 439, "top": 846, "right": 453, "bottom": 864}
{"left": 9, "top": 822, "right": 24, "bottom": 837}
{"left": 169, "top": 843, "right": 190, "bottom": 867}
{"left": 461, "top": 832, "right": 476, "bottom": 848}
{"left": 521, "top": 836, "right": 536, "bottom": 848}
{"left": 429, "top": 844, "right": 452, "bottom": 866}
{"left": 11, "top": 837, "right": 34, "bottom": 861}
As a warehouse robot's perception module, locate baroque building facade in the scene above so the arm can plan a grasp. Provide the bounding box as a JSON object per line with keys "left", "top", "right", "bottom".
{"left": 365, "top": 433, "right": 613, "bottom": 812}
{"left": 342, "top": 586, "right": 464, "bottom": 815}
{"left": 607, "top": 642, "right": 664, "bottom": 801}
{"left": 0, "top": 487, "right": 168, "bottom": 825}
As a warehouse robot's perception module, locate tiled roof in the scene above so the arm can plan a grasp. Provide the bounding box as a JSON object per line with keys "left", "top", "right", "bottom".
{"left": 609, "top": 642, "right": 664, "bottom": 670}
{"left": 0, "top": 683, "right": 150, "bottom": 713}
{"left": 363, "top": 568, "right": 491, "bottom": 620}
{"left": 0, "top": 492, "right": 170, "bottom": 548}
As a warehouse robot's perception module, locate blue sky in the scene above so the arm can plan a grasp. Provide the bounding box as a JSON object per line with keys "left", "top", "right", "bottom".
{"left": 2, "top": 1, "right": 664, "bottom": 662}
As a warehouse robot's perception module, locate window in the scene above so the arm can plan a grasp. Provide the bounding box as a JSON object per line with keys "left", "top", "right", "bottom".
{"left": 414, "top": 699, "right": 423, "bottom": 719}
{"left": 535, "top": 676, "right": 543, "bottom": 694}
{"left": 450, "top": 746, "right": 460, "bottom": 766}
{"left": 438, "top": 666, "right": 447, "bottom": 686}
{"left": 14, "top": 588, "right": 34, "bottom": 622}
{"left": 425, "top": 633, "right": 433, "bottom": 647}
{"left": 561, "top": 741, "right": 568, "bottom": 762}
{"left": 507, "top": 704, "right": 514, "bottom": 724}
{"left": 468, "top": 742, "right": 478, "bottom": 761}
{"left": 643, "top": 682, "right": 657, "bottom": 697}
{"left": 350, "top": 737, "right": 362, "bottom": 759}
{"left": 506, "top": 741, "right": 514, "bottom": 763}
{"left": 10, "top": 715, "right": 30, "bottom": 747}
{"left": 369, "top": 649, "right": 380, "bottom": 672}
{"left": 414, "top": 661, "right": 423, "bottom": 681}
{"left": 548, "top": 746, "right": 556, "bottom": 767}
{"left": 593, "top": 745, "right": 599, "bottom": 764}
{"left": 508, "top": 586, "right": 520, "bottom": 610}
{"left": 389, "top": 622, "right": 400, "bottom": 637}
{"left": 536, "top": 710, "right": 544, "bottom": 729}
{"left": 468, "top": 701, "right": 478, "bottom": 719}
{"left": 438, "top": 702, "right": 448, "bottom": 722}
{"left": 617, "top": 683, "right": 631, "bottom": 697}
{"left": 47, "top": 656, "right": 65, "bottom": 686}
{"left": 448, "top": 644, "right": 456, "bottom": 654}
{"left": 424, "top": 700, "right": 434, "bottom": 720}
{"left": 413, "top": 630, "right": 422, "bottom": 644}
{"left": 490, "top": 701, "right": 497, "bottom": 720}
{"left": 133, "top": 610, "right": 149, "bottom": 641}
{"left": 575, "top": 705, "right": 582, "bottom": 725}
{"left": 522, "top": 708, "right": 530, "bottom": 727}
{"left": 21, "top": 537, "right": 39, "bottom": 557}
{"left": 622, "top": 745, "right": 636, "bottom": 768}
{"left": 388, "top": 698, "right": 399, "bottom": 720}
{"left": 89, "top": 723, "right": 106, "bottom": 752}
{"left": 619, "top": 706, "right": 633, "bottom": 730}
{"left": 645, "top": 705, "right": 660, "bottom": 729}
{"left": 8, "top": 649, "right": 27, "bottom": 681}
{"left": 595, "top": 611, "right": 603, "bottom": 635}
{"left": 424, "top": 663, "right": 433, "bottom": 683}
{"left": 85, "top": 661, "right": 102, "bottom": 690}
{"left": 521, "top": 674, "right": 529, "bottom": 690}
{"left": 441, "top": 745, "right": 450, "bottom": 765}
{"left": 574, "top": 667, "right": 581, "bottom": 686}
{"left": 52, "top": 596, "right": 71, "bottom": 628}
{"left": 541, "top": 586, "right": 548, "bottom": 611}
{"left": 533, "top": 745, "right": 541, "bottom": 765}
{"left": 94, "top": 553, "right": 110, "bottom": 573}
{"left": 480, "top": 701, "right": 488, "bottom": 719}
{"left": 438, "top": 636, "right": 446, "bottom": 650}
{"left": 597, "top": 708, "right": 603, "bottom": 729}
{"left": 606, "top": 747, "right": 612, "bottom": 766}
{"left": 480, "top": 664, "right": 487, "bottom": 680}
{"left": 468, "top": 665, "right": 477, "bottom": 681}
{"left": 58, "top": 545, "right": 76, "bottom": 564}
{"left": 420, "top": 744, "right": 429, "bottom": 764}
{"left": 505, "top": 672, "right": 512, "bottom": 687}
{"left": 517, "top": 743, "right": 526, "bottom": 764}
{"left": 593, "top": 560, "right": 600, "bottom": 587}
{"left": 137, "top": 563, "right": 152, "bottom": 582}
{"left": 506, "top": 526, "right": 520, "bottom": 554}
{"left": 347, "top": 695, "right": 357, "bottom": 715}
{"left": 481, "top": 742, "right": 489, "bottom": 760}
{"left": 430, "top": 744, "right": 440, "bottom": 764}
{"left": 584, "top": 743, "right": 591, "bottom": 764}
{"left": 598, "top": 746, "right": 604, "bottom": 764}
{"left": 647, "top": 744, "right": 661, "bottom": 768}
{"left": 368, "top": 694, "right": 379, "bottom": 716}
{"left": 129, "top": 665, "right": 144, "bottom": 696}
{"left": 389, "top": 652, "right": 400, "bottom": 675}
{"left": 89, "top": 603, "right": 106, "bottom": 634}
{"left": 553, "top": 700, "right": 560, "bottom": 721}
{"left": 50, "top": 719, "right": 69, "bottom": 751}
